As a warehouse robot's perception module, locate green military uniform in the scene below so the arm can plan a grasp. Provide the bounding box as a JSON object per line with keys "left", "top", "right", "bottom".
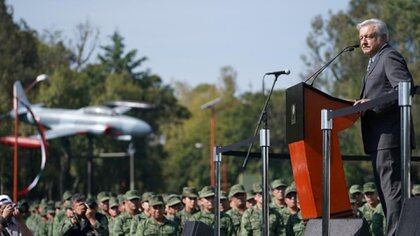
{"left": 130, "top": 212, "right": 148, "bottom": 235}
{"left": 270, "top": 179, "right": 288, "bottom": 216}
{"left": 177, "top": 187, "right": 199, "bottom": 226}
{"left": 240, "top": 183, "right": 285, "bottom": 236}
{"left": 97, "top": 191, "right": 111, "bottom": 221}
{"left": 165, "top": 194, "right": 182, "bottom": 226}
{"left": 285, "top": 211, "right": 305, "bottom": 236}
{"left": 53, "top": 191, "right": 73, "bottom": 235}
{"left": 226, "top": 184, "right": 247, "bottom": 235}
{"left": 36, "top": 204, "right": 55, "bottom": 236}
{"left": 240, "top": 205, "right": 284, "bottom": 236}
{"left": 282, "top": 185, "right": 305, "bottom": 236}
{"left": 192, "top": 186, "right": 234, "bottom": 236}
{"left": 108, "top": 197, "right": 120, "bottom": 236}
{"left": 358, "top": 182, "right": 386, "bottom": 236}
{"left": 136, "top": 195, "right": 180, "bottom": 235}
{"left": 113, "top": 190, "right": 141, "bottom": 235}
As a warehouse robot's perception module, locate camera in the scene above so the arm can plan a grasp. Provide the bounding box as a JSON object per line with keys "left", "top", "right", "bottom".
{"left": 15, "top": 201, "right": 29, "bottom": 214}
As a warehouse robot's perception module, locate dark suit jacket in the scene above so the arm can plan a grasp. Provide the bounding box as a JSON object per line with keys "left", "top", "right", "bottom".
{"left": 360, "top": 43, "right": 414, "bottom": 154}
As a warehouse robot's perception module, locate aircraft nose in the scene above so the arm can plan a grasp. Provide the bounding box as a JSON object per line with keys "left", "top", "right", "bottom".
{"left": 132, "top": 120, "right": 152, "bottom": 136}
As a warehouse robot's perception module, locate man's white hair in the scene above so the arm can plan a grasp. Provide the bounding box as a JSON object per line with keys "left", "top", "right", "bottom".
{"left": 357, "top": 18, "right": 389, "bottom": 40}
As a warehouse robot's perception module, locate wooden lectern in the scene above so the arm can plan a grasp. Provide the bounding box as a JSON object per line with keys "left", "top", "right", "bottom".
{"left": 285, "top": 83, "right": 359, "bottom": 219}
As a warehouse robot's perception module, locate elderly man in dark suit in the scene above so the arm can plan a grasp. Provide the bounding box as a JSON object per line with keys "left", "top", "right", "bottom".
{"left": 354, "top": 18, "right": 414, "bottom": 236}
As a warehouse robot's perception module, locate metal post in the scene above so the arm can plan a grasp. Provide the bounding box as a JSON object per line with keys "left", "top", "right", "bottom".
{"left": 87, "top": 136, "right": 93, "bottom": 196}
{"left": 214, "top": 147, "right": 221, "bottom": 236}
{"left": 260, "top": 128, "right": 270, "bottom": 236}
{"left": 128, "top": 142, "right": 136, "bottom": 190}
{"left": 321, "top": 109, "right": 332, "bottom": 236}
{"left": 399, "top": 82, "right": 412, "bottom": 200}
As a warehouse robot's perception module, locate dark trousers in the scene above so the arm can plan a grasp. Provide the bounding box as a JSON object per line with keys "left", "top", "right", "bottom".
{"left": 371, "top": 148, "right": 402, "bottom": 236}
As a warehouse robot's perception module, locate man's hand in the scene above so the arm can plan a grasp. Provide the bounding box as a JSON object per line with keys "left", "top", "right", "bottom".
{"left": 85, "top": 208, "right": 97, "bottom": 227}
{"left": 353, "top": 98, "right": 370, "bottom": 106}
{"left": 2, "top": 204, "right": 14, "bottom": 219}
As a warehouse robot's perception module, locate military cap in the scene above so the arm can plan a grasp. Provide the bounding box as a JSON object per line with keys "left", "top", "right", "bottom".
{"left": 40, "top": 198, "right": 48, "bottom": 206}
{"left": 252, "top": 183, "right": 263, "bottom": 194}
{"left": 349, "top": 184, "right": 363, "bottom": 194}
{"left": 182, "top": 187, "right": 198, "bottom": 198}
{"left": 125, "top": 190, "right": 141, "bottom": 201}
{"left": 142, "top": 192, "right": 154, "bottom": 202}
{"left": 149, "top": 195, "right": 164, "bottom": 206}
{"left": 228, "top": 184, "right": 246, "bottom": 199}
{"left": 349, "top": 193, "right": 356, "bottom": 204}
{"left": 97, "top": 191, "right": 110, "bottom": 202}
{"left": 63, "top": 201, "right": 72, "bottom": 210}
{"left": 199, "top": 186, "right": 215, "bottom": 198}
{"left": 285, "top": 186, "right": 297, "bottom": 197}
{"left": 270, "top": 179, "right": 287, "bottom": 189}
{"left": 55, "top": 201, "right": 61, "bottom": 209}
{"left": 363, "top": 182, "right": 377, "bottom": 193}
{"left": 109, "top": 197, "right": 119, "bottom": 208}
{"left": 412, "top": 185, "right": 420, "bottom": 196}
{"left": 62, "top": 191, "right": 73, "bottom": 201}
{"left": 117, "top": 194, "right": 125, "bottom": 204}
{"left": 46, "top": 203, "right": 55, "bottom": 214}
{"left": 166, "top": 194, "right": 182, "bottom": 207}
{"left": 220, "top": 191, "right": 227, "bottom": 200}
{"left": 246, "top": 190, "right": 255, "bottom": 201}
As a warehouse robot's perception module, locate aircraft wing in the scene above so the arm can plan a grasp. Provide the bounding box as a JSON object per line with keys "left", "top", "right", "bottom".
{"left": 31, "top": 125, "right": 90, "bottom": 140}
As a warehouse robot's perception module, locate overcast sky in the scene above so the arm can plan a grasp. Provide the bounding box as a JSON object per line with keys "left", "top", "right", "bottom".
{"left": 8, "top": 0, "right": 349, "bottom": 93}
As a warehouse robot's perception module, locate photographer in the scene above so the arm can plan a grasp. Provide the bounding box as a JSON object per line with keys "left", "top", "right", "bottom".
{"left": 60, "top": 194, "right": 108, "bottom": 236}
{"left": 0, "top": 195, "right": 33, "bottom": 236}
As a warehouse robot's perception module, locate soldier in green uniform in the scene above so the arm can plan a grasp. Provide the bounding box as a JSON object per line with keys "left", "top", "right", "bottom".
{"left": 113, "top": 190, "right": 141, "bottom": 235}
{"left": 36, "top": 203, "right": 55, "bottom": 236}
{"left": 25, "top": 201, "right": 42, "bottom": 233}
{"left": 108, "top": 197, "right": 120, "bottom": 236}
{"left": 412, "top": 184, "right": 420, "bottom": 198}
{"left": 165, "top": 194, "right": 182, "bottom": 226}
{"left": 220, "top": 191, "right": 231, "bottom": 213}
{"left": 270, "top": 179, "right": 288, "bottom": 215}
{"left": 349, "top": 193, "right": 363, "bottom": 218}
{"left": 349, "top": 184, "right": 365, "bottom": 208}
{"left": 226, "top": 184, "right": 247, "bottom": 236}
{"left": 358, "top": 182, "right": 386, "bottom": 236}
{"left": 245, "top": 190, "right": 256, "bottom": 209}
{"left": 282, "top": 186, "right": 305, "bottom": 236}
{"left": 53, "top": 190, "right": 73, "bottom": 236}
{"left": 192, "top": 186, "right": 234, "bottom": 236}
{"left": 177, "top": 187, "right": 199, "bottom": 226}
{"left": 240, "top": 183, "right": 284, "bottom": 236}
{"left": 97, "top": 191, "right": 111, "bottom": 221}
{"left": 136, "top": 195, "right": 180, "bottom": 235}
{"left": 129, "top": 191, "right": 154, "bottom": 235}
{"left": 60, "top": 193, "right": 109, "bottom": 235}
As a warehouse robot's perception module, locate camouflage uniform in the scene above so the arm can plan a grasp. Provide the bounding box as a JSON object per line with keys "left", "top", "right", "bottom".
{"left": 130, "top": 212, "right": 147, "bottom": 235}
{"left": 192, "top": 186, "right": 234, "bottom": 236}
{"left": 53, "top": 191, "right": 73, "bottom": 235}
{"left": 240, "top": 183, "right": 284, "bottom": 236}
{"left": 177, "top": 187, "right": 199, "bottom": 226}
{"left": 358, "top": 182, "right": 386, "bottom": 236}
{"left": 165, "top": 194, "right": 182, "bottom": 226}
{"left": 113, "top": 190, "right": 141, "bottom": 235}
{"left": 136, "top": 195, "right": 180, "bottom": 235}
{"left": 240, "top": 205, "right": 284, "bottom": 236}
{"left": 108, "top": 197, "right": 120, "bottom": 236}
{"left": 285, "top": 211, "right": 305, "bottom": 236}
{"left": 226, "top": 184, "right": 247, "bottom": 235}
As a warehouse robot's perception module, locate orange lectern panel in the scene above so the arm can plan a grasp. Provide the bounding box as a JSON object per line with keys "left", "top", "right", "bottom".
{"left": 285, "top": 83, "right": 359, "bottom": 219}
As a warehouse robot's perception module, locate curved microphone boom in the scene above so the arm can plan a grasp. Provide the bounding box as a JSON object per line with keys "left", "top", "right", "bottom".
{"left": 304, "top": 44, "right": 359, "bottom": 86}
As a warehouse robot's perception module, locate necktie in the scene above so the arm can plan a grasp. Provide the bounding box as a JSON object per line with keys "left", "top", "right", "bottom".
{"left": 366, "top": 58, "right": 373, "bottom": 72}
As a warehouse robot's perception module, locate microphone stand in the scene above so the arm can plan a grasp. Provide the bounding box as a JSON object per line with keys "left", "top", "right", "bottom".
{"left": 242, "top": 73, "right": 280, "bottom": 236}
{"left": 304, "top": 45, "right": 358, "bottom": 86}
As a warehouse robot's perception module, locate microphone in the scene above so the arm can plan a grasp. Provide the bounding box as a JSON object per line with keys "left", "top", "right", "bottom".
{"left": 265, "top": 69, "right": 291, "bottom": 76}
{"left": 304, "top": 44, "right": 359, "bottom": 86}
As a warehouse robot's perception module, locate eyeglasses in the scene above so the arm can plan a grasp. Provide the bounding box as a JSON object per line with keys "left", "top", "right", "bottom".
{"left": 359, "top": 33, "right": 378, "bottom": 41}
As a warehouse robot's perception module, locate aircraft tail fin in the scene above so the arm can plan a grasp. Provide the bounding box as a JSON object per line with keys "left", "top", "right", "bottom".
{"left": 13, "top": 81, "right": 31, "bottom": 108}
